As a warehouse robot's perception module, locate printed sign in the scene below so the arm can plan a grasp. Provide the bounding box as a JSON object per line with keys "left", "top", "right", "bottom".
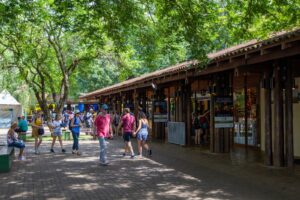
{"left": 153, "top": 100, "right": 168, "bottom": 122}
{"left": 214, "top": 96, "right": 234, "bottom": 128}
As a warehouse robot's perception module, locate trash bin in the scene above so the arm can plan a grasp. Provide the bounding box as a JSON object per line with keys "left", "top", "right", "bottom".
{"left": 62, "top": 129, "right": 71, "bottom": 140}
{"left": 19, "top": 132, "right": 27, "bottom": 142}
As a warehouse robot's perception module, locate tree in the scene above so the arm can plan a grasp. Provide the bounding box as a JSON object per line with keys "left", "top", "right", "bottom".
{"left": 1, "top": 0, "right": 299, "bottom": 117}
{"left": 0, "top": 1, "right": 111, "bottom": 119}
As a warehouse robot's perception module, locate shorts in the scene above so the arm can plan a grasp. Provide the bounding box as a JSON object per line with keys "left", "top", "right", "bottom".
{"left": 32, "top": 127, "right": 39, "bottom": 137}
{"left": 8, "top": 140, "right": 25, "bottom": 149}
{"left": 52, "top": 131, "right": 62, "bottom": 137}
{"left": 123, "top": 132, "right": 132, "bottom": 142}
{"left": 137, "top": 132, "right": 148, "bottom": 141}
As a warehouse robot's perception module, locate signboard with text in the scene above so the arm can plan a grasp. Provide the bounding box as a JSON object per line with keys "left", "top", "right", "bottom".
{"left": 214, "top": 96, "right": 234, "bottom": 128}
{"left": 153, "top": 100, "right": 168, "bottom": 122}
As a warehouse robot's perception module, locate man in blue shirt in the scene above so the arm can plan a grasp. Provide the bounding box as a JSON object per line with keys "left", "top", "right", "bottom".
{"left": 70, "top": 111, "right": 81, "bottom": 155}
{"left": 16, "top": 116, "right": 28, "bottom": 133}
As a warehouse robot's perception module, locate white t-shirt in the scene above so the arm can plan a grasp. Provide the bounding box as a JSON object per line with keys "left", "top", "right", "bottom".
{"left": 52, "top": 120, "right": 62, "bottom": 134}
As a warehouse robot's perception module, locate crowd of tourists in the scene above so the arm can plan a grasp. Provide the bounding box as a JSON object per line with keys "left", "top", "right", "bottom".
{"left": 7, "top": 105, "right": 152, "bottom": 166}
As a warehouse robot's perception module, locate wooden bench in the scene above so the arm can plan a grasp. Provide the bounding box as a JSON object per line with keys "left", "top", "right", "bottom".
{"left": 0, "top": 146, "right": 14, "bottom": 172}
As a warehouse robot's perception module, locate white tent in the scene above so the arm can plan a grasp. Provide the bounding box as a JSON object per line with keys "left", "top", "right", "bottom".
{"left": 0, "top": 90, "right": 22, "bottom": 128}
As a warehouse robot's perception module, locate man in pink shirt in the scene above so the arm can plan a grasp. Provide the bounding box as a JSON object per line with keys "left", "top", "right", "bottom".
{"left": 118, "top": 108, "right": 136, "bottom": 158}
{"left": 94, "top": 104, "right": 112, "bottom": 166}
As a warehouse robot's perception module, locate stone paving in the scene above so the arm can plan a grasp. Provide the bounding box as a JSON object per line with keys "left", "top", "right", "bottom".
{"left": 0, "top": 129, "right": 300, "bottom": 200}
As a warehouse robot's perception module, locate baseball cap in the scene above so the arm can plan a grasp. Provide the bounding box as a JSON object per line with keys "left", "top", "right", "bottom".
{"left": 101, "top": 104, "right": 109, "bottom": 110}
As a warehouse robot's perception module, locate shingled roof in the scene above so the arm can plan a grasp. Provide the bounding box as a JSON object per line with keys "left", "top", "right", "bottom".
{"left": 81, "top": 28, "right": 300, "bottom": 99}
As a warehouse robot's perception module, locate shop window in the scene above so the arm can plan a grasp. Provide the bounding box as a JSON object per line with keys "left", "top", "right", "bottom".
{"left": 233, "top": 88, "right": 257, "bottom": 146}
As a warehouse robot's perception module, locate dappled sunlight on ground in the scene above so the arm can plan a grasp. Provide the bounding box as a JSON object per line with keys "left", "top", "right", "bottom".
{"left": 0, "top": 131, "right": 299, "bottom": 199}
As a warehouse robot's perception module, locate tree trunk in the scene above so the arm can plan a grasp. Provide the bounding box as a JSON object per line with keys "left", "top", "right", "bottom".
{"left": 55, "top": 75, "right": 69, "bottom": 115}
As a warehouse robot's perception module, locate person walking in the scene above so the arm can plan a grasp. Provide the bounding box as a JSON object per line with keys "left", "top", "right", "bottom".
{"left": 193, "top": 111, "right": 201, "bottom": 145}
{"left": 118, "top": 108, "right": 135, "bottom": 158}
{"left": 50, "top": 114, "right": 66, "bottom": 153}
{"left": 7, "top": 122, "right": 26, "bottom": 160}
{"left": 84, "top": 109, "right": 93, "bottom": 135}
{"left": 31, "top": 112, "right": 44, "bottom": 154}
{"left": 70, "top": 111, "right": 81, "bottom": 155}
{"left": 94, "top": 104, "right": 112, "bottom": 166}
{"left": 62, "top": 110, "right": 70, "bottom": 129}
{"left": 199, "top": 110, "right": 209, "bottom": 145}
{"left": 133, "top": 112, "right": 152, "bottom": 158}
{"left": 112, "top": 111, "right": 120, "bottom": 136}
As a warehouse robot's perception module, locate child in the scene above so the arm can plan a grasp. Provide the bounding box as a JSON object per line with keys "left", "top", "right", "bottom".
{"left": 50, "top": 114, "right": 66, "bottom": 153}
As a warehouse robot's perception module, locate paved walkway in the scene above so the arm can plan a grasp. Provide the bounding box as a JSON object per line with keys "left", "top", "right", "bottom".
{"left": 0, "top": 130, "right": 300, "bottom": 200}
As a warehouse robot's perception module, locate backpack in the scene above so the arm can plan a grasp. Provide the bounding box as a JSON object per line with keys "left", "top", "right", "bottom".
{"left": 69, "top": 118, "right": 77, "bottom": 131}
{"left": 68, "top": 120, "right": 72, "bottom": 131}
{"left": 200, "top": 116, "right": 208, "bottom": 129}
{"left": 113, "top": 114, "right": 119, "bottom": 126}
{"left": 194, "top": 117, "right": 200, "bottom": 127}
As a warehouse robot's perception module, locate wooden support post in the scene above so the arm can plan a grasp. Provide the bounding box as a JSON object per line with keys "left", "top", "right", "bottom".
{"left": 168, "top": 87, "right": 171, "bottom": 121}
{"left": 175, "top": 86, "right": 179, "bottom": 121}
{"left": 133, "top": 89, "right": 138, "bottom": 118}
{"left": 285, "top": 63, "right": 294, "bottom": 167}
{"left": 182, "top": 85, "right": 186, "bottom": 124}
{"left": 274, "top": 64, "right": 284, "bottom": 167}
{"left": 151, "top": 91, "right": 156, "bottom": 139}
{"left": 179, "top": 85, "right": 183, "bottom": 122}
{"left": 210, "top": 95, "right": 215, "bottom": 152}
{"left": 244, "top": 74, "right": 248, "bottom": 149}
{"left": 186, "top": 83, "right": 192, "bottom": 146}
{"left": 264, "top": 70, "right": 273, "bottom": 166}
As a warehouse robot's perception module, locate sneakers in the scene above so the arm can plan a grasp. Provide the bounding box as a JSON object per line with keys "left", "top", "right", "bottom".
{"left": 130, "top": 154, "right": 135, "bottom": 159}
{"left": 50, "top": 149, "right": 55, "bottom": 153}
{"left": 148, "top": 149, "right": 152, "bottom": 156}
{"left": 18, "top": 156, "right": 26, "bottom": 161}
{"left": 35, "top": 149, "right": 40, "bottom": 154}
{"left": 99, "top": 161, "right": 109, "bottom": 166}
{"left": 62, "top": 149, "right": 66, "bottom": 153}
{"left": 122, "top": 153, "right": 126, "bottom": 157}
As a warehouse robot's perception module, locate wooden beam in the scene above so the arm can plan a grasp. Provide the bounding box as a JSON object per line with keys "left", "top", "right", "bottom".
{"left": 198, "top": 45, "right": 300, "bottom": 79}
{"left": 248, "top": 45, "right": 300, "bottom": 65}
{"left": 264, "top": 70, "right": 273, "bottom": 166}
{"left": 274, "top": 63, "right": 285, "bottom": 167}
{"left": 281, "top": 42, "right": 292, "bottom": 50}
{"left": 195, "top": 59, "right": 246, "bottom": 76}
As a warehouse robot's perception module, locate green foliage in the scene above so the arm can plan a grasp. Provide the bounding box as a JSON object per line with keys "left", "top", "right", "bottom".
{"left": 0, "top": 68, "right": 37, "bottom": 111}
{"left": 0, "top": 0, "right": 299, "bottom": 104}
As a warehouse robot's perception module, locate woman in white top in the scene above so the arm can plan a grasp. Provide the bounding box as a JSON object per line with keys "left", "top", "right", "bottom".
{"left": 50, "top": 114, "right": 66, "bottom": 153}
{"left": 133, "top": 112, "right": 152, "bottom": 158}
{"left": 7, "top": 122, "right": 26, "bottom": 160}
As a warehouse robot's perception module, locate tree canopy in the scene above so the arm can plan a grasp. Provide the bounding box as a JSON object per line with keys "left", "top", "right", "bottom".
{"left": 0, "top": 0, "right": 299, "bottom": 117}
